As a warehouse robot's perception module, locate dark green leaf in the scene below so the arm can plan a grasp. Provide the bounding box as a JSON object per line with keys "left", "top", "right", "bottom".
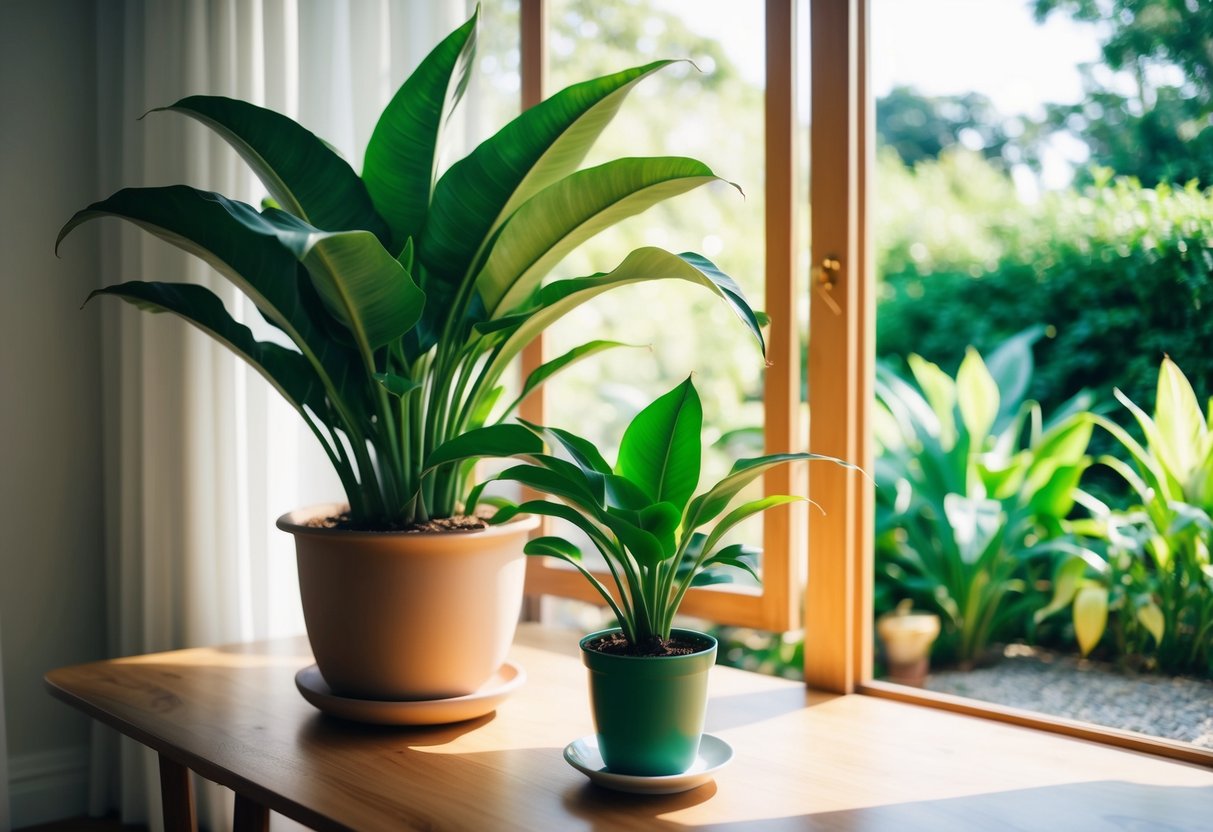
{"left": 524, "top": 536, "right": 583, "bottom": 561}
{"left": 156, "top": 95, "right": 390, "bottom": 245}
{"left": 479, "top": 248, "right": 764, "bottom": 388}
{"left": 362, "top": 10, "right": 478, "bottom": 252}
{"left": 426, "top": 425, "right": 543, "bottom": 470}
{"left": 687, "top": 452, "right": 849, "bottom": 528}
{"left": 57, "top": 186, "right": 366, "bottom": 407}
{"left": 88, "top": 281, "right": 321, "bottom": 413}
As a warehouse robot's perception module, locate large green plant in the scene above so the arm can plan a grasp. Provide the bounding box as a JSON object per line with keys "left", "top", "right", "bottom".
{"left": 1040, "top": 358, "right": 1213, "bottom": 675}
{"left": 55, "top": 11, "right": 762, "bottom": 527}
{"left": 874, "top": 329, "right": 1094, "bottom": 665}
{"left": 432, "top": 377, "right": 843, "bottom": 650}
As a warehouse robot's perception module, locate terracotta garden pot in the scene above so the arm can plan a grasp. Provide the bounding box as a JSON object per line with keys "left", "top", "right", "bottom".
{"left": 279, "top": 503, "right": 538, "bottom": 701}
{"left": 580, "top": 628, "right": 717, "bottom": 776}
{"left": 876, "top": 608, "right": 941, "bottom": 687}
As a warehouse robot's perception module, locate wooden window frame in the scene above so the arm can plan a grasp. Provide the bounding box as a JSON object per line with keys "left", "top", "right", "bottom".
{"left": 518, "top": 0, "right": 805, "bottom": 632}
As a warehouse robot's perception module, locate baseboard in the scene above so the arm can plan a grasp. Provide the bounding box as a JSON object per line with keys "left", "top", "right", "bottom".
{"left": 8, "top": 746, "right": 89, "bottom": 829}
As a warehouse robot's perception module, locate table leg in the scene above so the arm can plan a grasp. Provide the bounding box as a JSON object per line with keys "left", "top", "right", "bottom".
{"left": 157, "top": 754, "right": 197, "bottom": 832}
{"left": 234, "top": 793, "right": 270, "bottom": 832}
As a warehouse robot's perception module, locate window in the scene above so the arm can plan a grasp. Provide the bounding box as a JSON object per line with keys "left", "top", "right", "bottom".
{"left": 519, "top": 0, "right": 806, "bottom": 631}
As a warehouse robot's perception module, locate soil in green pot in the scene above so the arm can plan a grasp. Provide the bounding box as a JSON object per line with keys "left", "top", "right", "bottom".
{"left": 586, "top": 631, "right": 714, "bottom": 658}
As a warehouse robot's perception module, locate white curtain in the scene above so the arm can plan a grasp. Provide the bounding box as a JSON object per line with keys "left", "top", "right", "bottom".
{"left": 89, "top": 2, "right": 465, "bottom": 830}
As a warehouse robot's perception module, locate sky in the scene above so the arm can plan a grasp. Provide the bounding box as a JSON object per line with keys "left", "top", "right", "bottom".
{"left": 657, "top": 0, "right": 1105, "bottom": 119}
{"left": 658, "top": 0, "right": 1109, "bottom": 189}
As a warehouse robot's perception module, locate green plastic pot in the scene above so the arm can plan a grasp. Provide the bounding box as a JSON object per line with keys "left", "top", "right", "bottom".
{"left": 579, "top": 628, "right": 717, "bottom": 776}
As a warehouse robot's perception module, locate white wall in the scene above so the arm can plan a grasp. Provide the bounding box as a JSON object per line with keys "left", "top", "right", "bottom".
{"left": 0, "top": 1, "right": 107, "bottom": 826}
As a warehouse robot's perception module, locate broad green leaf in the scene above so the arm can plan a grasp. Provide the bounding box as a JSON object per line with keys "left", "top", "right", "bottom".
{"left": 606, "top": 474, "right": 653, "bottom": 511}
{"left": 529, "top": 453, "right": 607, "bottom": 506}
{"left": 700, "top": 495, "right": 804, "bottom": 559}
{"left": 600, "top": 510, "right": 666, "bottom": 567}
{"left": 908, "top": 354, "right": 957, "bottom": 450}
{"left": 983, "top": 325, "right": 1043, "bottom": 428}
{"left": 362, "top": 11, "right": 478, "bottom": 252}
{"left": 88, "top": 281, "right": 320, "bottom": 414}
{"left": 1154, "top": 356, "right": 1204, "bottom": 485}
{"left": 522, "top": 534, "right": 630, "bottom": 628}
{"left": 637, "top": 502, "right": 681, "bottom": 559}
{"left": 702, "top": 542, "right": 762, "bottom": 584}
{"left": 57, "top": 187, "right": 366, "bottom": 409}
{"left": 1114, "top": 387, "right": 1183, "bottom": 497}
{"left": 492, "top": 499, "right": 608, "bottom": 547}
{"left": 493, "top": 463, "right": 603, "bottom": 510}
{"left": 943, "top": 494, "right": 1003, "bottom": 565}
{"left": 156, "top": 95, "right": 390, "bottom": 244}
{"left": 1136, "top": 601, "right": 1165, "bottom": 646}
{"left": 476, "top": 156, "right": 726, "bottom": 315}
{"left": 479, "top": 248, "right": 764, "bottom": 388}
{"left": 1033, "top": 555, "right": 1089, "bottom": 624}
{"left": 420, "top": 61, "right": 675, "bottom": 292}
{"left": 523, "top": 422, "right": 613, "bottom": 476}
{"left": 500, "top": 340, "right": 640, "bottom": 419}
{"left": 1073, "top": 585, "right": 1109, "bottom": 656}
{"left": 1026, "top": 462, "right": 1088, "bottom": 518}
{"left": 269, "top": 223, "right": 424, "bottom": 352}
{"left": 616, "top": 377, "right": 702, "bottom": 511}
{"left": 956, "top": 347, "right": 1000, "bottom": 449}
{"left": 524, "top": 535, "right": 582, "bottom": 561}
{"left": 467, "top": 385, "right": 504, "bottom": 430}
{"left": 425, "top": 425, "right": 544, "bottom": 470}
{"left": 686, "top": 452, "right": 843, "bottom": 529}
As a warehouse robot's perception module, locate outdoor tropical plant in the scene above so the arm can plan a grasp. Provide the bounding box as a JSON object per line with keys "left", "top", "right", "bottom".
{"left": 874, "top": 328, "right": 1094, "bottom": 665}
{"left": 1038, "top": 358, "right": 1213, "bottom": 676}
{"left": 434, "top": 376, "right": 843, "bottom": 650}
{"left": 55, "top": 9, "right": 761, "bottom": 528}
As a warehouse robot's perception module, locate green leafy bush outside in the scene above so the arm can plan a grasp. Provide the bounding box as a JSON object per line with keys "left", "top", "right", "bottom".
{"left": 876, "top": 149, "right": 1213, "bottom": 433}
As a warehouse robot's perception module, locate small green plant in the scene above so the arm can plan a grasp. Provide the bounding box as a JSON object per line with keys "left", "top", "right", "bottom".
{"left": 875, "top": 329, "right": 1094, "bottom": 665}
{"left": 1039, "top": 357, "right": 1213, "bottom": 675}
{"left": 436, "top": 377, "right": 844, "bottom": 650}
{"left": 56, "top": 10, "right": 760, "bottom": 528}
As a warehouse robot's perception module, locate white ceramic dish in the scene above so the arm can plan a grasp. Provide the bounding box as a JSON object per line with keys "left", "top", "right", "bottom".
{"left": 295, "top": 661, "right": 525, "bottom": 725}
{"left": 562, "top": 733, "right": 733, "bottom": 794}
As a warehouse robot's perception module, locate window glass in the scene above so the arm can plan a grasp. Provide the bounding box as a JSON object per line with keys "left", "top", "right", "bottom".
{"left": 871, "top": 0, "right": 1213, "bottom": 750}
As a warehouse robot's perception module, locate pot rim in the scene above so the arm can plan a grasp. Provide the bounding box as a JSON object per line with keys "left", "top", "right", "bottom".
{"left": 276, "top": 502, "right": 539, "bottom": 538}
{"left": 578, "top": 627, "right": 718, "bottom": 660}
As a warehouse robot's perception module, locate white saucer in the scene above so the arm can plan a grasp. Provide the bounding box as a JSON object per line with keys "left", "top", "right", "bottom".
{"left": 563, "top": 733, "right": 733, "bottom": 794}
{"left": 295, "top": 662, "right": 525, "bottom": 725}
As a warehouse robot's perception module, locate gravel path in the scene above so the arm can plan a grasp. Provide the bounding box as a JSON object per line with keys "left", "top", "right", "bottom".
{"left": 924, "top": 645, "right": 1213, "bottom": 748}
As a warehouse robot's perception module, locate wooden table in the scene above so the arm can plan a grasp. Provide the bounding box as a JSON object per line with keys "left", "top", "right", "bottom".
{"left": 45, "top": 624, "right": 1213, "bottom": 831}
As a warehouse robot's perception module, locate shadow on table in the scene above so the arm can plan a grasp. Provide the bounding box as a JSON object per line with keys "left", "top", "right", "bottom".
{"left": 705, "top": 686, "right": 813, "bottom": 732}
{"left": 297, "top": 709, "right": 496, "bottom": 746}
{"left": 556, "top": 779, "right": 1213, "bottom": 831}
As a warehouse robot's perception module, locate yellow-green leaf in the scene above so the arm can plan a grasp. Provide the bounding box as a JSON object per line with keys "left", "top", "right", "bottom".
{"left": 1073, "top": 585, "right": 1109, "bottom": 657}
{"left": 957, "top": 347, "right": 1000, "bottom": 449}
{"left": 1136, "top": 602, "right": 1165, "bottom": 646}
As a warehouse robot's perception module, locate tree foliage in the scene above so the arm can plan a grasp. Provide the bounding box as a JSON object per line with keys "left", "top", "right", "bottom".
{"left": 1035, "top": 0, "right": 1213, "bottom": 186}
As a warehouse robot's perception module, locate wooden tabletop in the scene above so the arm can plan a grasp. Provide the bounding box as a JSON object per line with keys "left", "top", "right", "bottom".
{"left": 46, "top": 624, "right": 1213, "bottom": 831}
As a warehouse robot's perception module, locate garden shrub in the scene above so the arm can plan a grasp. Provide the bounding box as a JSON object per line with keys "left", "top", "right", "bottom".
{"left": 877, "top": 153, "right": 1213, "bottom": 432}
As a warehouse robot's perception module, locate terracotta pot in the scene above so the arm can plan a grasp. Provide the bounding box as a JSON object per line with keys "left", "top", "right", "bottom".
{"left": 580, "top": 628, "right": 717, "bottom": 776}
{"left": 876, "top": 609, "right": 941, "bottom": 687}
{"left": 278, "top": 503, "right": 538, "bottom": 701}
